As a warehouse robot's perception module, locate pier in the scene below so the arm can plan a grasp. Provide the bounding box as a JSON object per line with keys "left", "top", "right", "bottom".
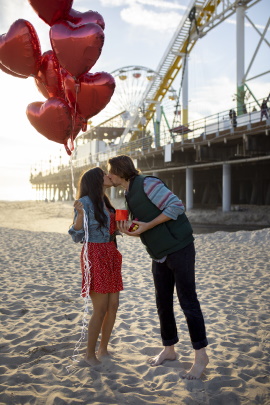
{"left": 30, "top": 103, "right": 270, "bottom": 210}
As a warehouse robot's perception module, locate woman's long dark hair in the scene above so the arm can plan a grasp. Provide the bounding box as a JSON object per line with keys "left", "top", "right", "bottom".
{"left": 77, "top": 167, "right": 115, "bottom": 229}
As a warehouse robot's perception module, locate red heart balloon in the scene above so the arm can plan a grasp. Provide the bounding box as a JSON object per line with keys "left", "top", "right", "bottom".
{"left": 0, "top": 19, "right": 41, "bottom": 77}
{"left": 64, "top": 72, "right": 115, "bottom": 121}
{"left": 50, "top": 21, "right": 104, "bottom": 78}
{"left": 26, "top": 97, "right": 82, "bottom": 146}
{"left": 0, "top": 62, "right": 28, "bottom": 78}
{"left": 67, "top": 9, "right": 105, "bottom": 30}
{"left": 35, "top": 50, "right": 65, "bottom": 99}
{"left": 28, "top": 0, "right": 73, "bottom": 26}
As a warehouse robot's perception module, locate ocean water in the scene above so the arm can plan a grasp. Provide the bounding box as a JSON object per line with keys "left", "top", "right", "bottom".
{"left": 192, "top": 223, "right": 270, "bottom": 234}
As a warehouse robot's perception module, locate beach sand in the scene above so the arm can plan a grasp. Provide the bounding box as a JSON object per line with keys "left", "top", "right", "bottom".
{"left": 0, "top": 201, "right": 269, "bottom": 405}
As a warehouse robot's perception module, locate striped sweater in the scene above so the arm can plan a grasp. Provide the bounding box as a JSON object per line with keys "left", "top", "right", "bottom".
{"left": 143, "top": 177, "right": 185, "bottom": 220}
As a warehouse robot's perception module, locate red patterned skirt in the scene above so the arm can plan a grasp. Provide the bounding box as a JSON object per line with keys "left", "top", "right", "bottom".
{"left": 80, "top": 241, "right": 123, "bottom": 295}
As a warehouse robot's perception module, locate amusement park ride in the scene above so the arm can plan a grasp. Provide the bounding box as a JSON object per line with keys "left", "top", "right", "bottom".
{"left": 30, "top": 0, "right": 270, "bottom": 208}
{"left": 76, "top": 0, "right": 268, "bottom": 152}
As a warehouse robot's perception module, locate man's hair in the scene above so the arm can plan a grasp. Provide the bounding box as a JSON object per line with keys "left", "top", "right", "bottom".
{"left": 108, "top": 155, "right": 140, "bottom": 181}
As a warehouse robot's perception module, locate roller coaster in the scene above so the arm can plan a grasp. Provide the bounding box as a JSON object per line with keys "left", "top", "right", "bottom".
{"left": 74, "top": 0, "right": 268, "bottom": 157}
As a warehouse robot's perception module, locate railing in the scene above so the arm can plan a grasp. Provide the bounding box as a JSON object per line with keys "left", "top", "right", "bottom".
{"left": 31, "top": 97, "right": 269, "bottom": 178}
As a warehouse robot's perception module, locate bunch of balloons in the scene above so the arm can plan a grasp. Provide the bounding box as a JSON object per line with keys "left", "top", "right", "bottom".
{"left": 0, "top": 0, "right": 116, "bottom": 155}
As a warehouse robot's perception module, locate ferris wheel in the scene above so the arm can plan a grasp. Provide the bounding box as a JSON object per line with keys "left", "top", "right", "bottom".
{"left": 90, "top": 65, "right": 178, "bottom": 128}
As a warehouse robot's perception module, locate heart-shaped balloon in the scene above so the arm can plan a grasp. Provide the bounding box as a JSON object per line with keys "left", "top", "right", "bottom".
{"left": 67, "top": 9, "right": 105, "bottom": 30}
{"left": 35, "top": 50, "right": 65, "bottom": 99}
{"left": 26, "top": 97, "right": 82, "bottom": 147}
{"left": 0, "top": 19, "right": 41, "bottom": 77}
{"left": 64, "top": 72, "right": 115, "bottom": 121}
{"left": 50, "top": 21, "right": 104, "bottom": 78}
{"left": 0, "top": 62, "right": 28, "bottom": 78}
{"left": 28, "top": 0, "right": 73, "bottom": 26}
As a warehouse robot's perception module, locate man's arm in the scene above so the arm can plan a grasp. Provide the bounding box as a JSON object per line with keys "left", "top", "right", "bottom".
{"left": 118, "top": 177, "right": 185, "bottom": 235}
{"left": 143, "top": 177, "right": 185, "bottom": 219}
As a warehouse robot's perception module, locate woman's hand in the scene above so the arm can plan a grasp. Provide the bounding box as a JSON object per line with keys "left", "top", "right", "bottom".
{"left": 74, "top": 200, "right": 84, "bottom": 215}
{"left": 73, "top": 200, "right": 84, "bottom": 231}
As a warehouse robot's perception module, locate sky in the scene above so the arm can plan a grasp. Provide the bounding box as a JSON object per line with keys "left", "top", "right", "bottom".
{"left": 0, "top": 0, "right": 269, "bottom": 200}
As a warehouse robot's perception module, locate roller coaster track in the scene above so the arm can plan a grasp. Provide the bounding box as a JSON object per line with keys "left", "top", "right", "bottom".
{"left": 120, "top": 0, "right": 259, "bottom": 143}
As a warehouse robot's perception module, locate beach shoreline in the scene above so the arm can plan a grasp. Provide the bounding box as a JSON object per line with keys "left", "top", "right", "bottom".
{"left": 0, "top": 200, "right": 269, "bottom": 235}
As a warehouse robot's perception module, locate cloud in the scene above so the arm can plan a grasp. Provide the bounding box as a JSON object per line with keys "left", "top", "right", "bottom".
{"left": 0, "top": 0, "right": 26, "bottom": 29}
{"left": 0, "top": 0, "right": 51, "bottom": 50}
{"left": 121, "top": 4, "right": 182, "bottom": 32}
{"left": 100, "top": 0, "right": 186, "bottom": 10}
{"left": 100, "top": 0, "right": 130, "bottom": 5}
{"left": 99, "top": 0, "right": 186, "bottom": 31}
{"left": 98, "top": 0, "right": 269, "bottom": 34}
{"left": 226, "top": 18, "right": 270, "bottom": 31}
{"left": 137, "top": 0, "right": 187, "bottom": 10}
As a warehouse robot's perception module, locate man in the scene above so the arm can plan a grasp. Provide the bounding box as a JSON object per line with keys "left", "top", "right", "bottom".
{"left": 260, "top": 99, "right": 269, "bottom": 121}
{"left": 108, "top": 155, "right": 209, "bottom": 380}
{"left": 229, "top": 109, "right": 237, "bottom": 128}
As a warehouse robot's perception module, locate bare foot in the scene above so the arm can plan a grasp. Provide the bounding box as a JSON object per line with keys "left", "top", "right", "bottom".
{"left": 97, "top": 348, "right": 110, "bottom": 359}
{"left": 148, "top": 346, "right": 176, "bottom": 367}
{"left": 181, "top": 348, "right": 209, "bottom": 380}
{"left": 83, "top": 355, "right": 101, "bottom": 367}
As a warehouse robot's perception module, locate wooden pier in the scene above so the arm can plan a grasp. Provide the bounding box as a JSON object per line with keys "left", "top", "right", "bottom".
{"left": 30, "top": 109, "right": 270, "bottom": 209}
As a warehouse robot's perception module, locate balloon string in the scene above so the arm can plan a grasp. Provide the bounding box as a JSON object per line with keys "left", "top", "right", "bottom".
{"left": 69, "top": 155, "right": 76, "bottom": 200}
{"left": 59, "top": 69, "right": 66, "bottom": 102}
{"left": 70, "top": 83, "right": 80, "bottom": 152}
{"left": 66, "top": 209, "right": 92, "bottom": 372}
{"left": 81, "top": 210, "right": 91, "bottom": 299}
{"left": 60, "top": 69, "right": 76, "bottom": 156}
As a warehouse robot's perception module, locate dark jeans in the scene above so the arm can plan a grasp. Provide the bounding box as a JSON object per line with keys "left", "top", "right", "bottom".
{"left": 151, "top": 242, "right": 208, "bottom": 350}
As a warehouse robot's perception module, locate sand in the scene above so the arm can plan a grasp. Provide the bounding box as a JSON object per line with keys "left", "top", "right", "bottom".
{"left": 0, "top": 201, "right": 269, "bottom": 405}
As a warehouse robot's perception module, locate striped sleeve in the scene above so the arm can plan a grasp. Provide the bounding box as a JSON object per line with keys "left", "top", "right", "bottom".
{"left": 143, "top": 177, "right": 185, "bottom": 220}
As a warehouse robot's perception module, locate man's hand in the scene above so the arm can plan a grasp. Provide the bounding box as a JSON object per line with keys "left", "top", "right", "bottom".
{"left": 117, "top": 220, "right": 149, "bottom": 236}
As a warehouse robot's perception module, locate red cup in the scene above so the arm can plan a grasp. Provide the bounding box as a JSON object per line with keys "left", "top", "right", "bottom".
{"left": 115, "top": 209, "right": 129, "bottom": 221}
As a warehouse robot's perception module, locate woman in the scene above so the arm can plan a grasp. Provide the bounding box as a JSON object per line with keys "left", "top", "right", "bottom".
{"left": 69, "top": 167, "right": 123, "bottom": 366}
